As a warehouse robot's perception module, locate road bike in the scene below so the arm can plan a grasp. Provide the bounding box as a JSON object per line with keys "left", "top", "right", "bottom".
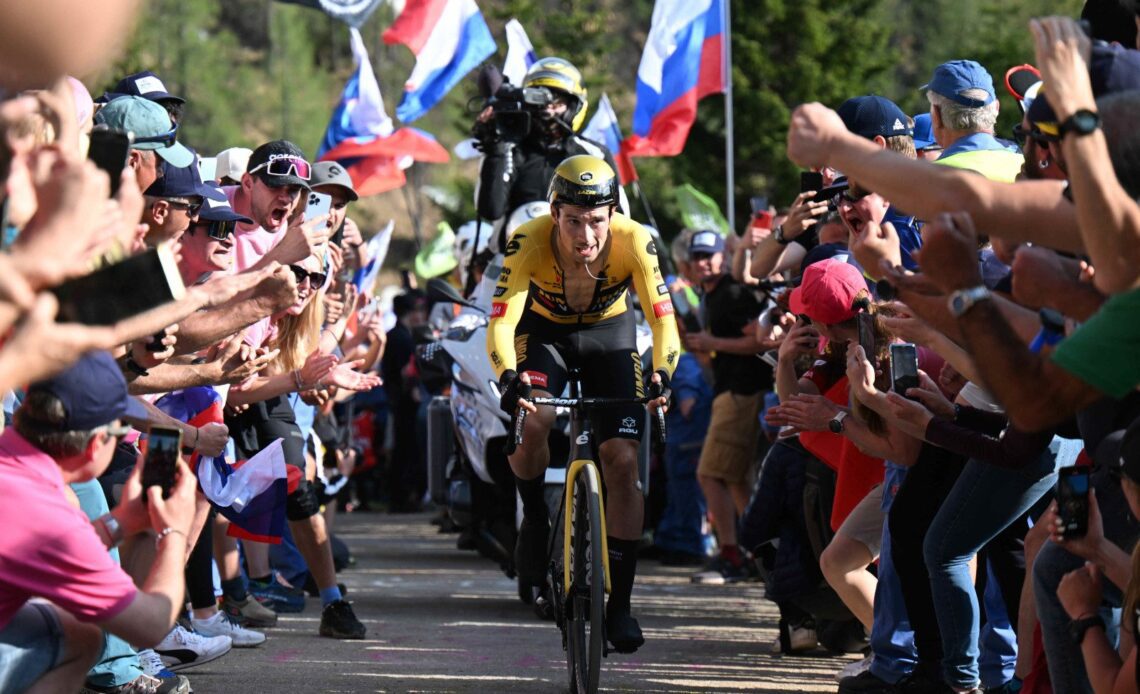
{"left": 510, "top": 367, "right": 666, "bottom": 694}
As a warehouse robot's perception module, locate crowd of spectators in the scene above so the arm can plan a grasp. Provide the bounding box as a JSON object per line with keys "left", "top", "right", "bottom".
{"left": 633, "top": 4, "right": 1140, "bottom": 694}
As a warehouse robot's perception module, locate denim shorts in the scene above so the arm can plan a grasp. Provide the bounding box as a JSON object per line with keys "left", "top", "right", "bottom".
{"left": 0, "top": 601, "right": 64, "bottom": 694}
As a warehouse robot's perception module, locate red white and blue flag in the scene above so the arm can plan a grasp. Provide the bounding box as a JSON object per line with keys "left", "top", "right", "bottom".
{"left": 382, "top": 0, "right": 497, "bottom": 123}
{"left": 319, "top": 28, "right": 451, "bottom": 196}
{"left": 623, "top": 0, "right": 725, "bottom": 158}
{"left": 154, "top": 387, "right": 294, "bottom": 544}
{"left": 582, "top": 94, "right": 637, "bottom": 184}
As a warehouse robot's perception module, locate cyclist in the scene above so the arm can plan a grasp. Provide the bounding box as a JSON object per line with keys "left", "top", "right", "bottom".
{"left": 487, "top": 155, "right": 679, "bottom": 654}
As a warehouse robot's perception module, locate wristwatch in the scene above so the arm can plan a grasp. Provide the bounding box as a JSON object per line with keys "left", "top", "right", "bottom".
{"left": 774, "top": 225, "right": 791, "bottom": 245}
{"left": 1058, "top": 109, "right": 1100, "bottom": 139}
{"left": 1068, "top": 614, "right": 1105, "bottom": 645}
{"left": 828, "top": 410, "right": 848, "bottom": 434}
{"left": 96, "top": 513, "right": 124, "bottom": 548}
{"left": 947, "top": 286, "right": 992, "bottom": 318}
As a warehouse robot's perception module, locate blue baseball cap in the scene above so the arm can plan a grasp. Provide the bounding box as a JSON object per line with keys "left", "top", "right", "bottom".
{"left": 199, "top": 184, "right": 252, "bottom": 224}
{"left": 94, "top": 96, "right": 193, "bottom": 167}
{"left": 922, "top": 60, "right": 997, "bottom": 108}
{"left": 688, "top": 230, "right": 725, "bottom": 255}
{"left": 1028, "top": 44, "right": 1140, "bottom": 134}
{"left": 912, "top": 113, "right": 937, "bottom": 150}
{"left": 145, "top": 154, "right": 227, "bottom": 202}
{"left": 25, "top": 351, "right": 148, "bottom": 430}
{"left": 837, "top": 96, "right": 913, "bottom": 139}
{"left": 110, "top": 70, "right": 185, "bottom": 105}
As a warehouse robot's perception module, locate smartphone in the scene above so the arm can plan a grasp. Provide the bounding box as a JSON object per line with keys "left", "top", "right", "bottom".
{"left": 889, "top": 343, "right": 919, "bottom": 396}
{"left": 1056, "top": 465, "right": 1090, "bottom": 539}
{"left": 801, "top": 171, "right": 824, "bottom": 194}
{"left": 857, "top": 313, "right": 875, "bottom": 359}
{"left": 87, "top": 126, "right": 133, "bottom": 197}
{"left": 305, "top": 191, "right": 333, "bottom": 228}
{"left": 141, "top": 426, "right": 183, "bottom": 502}
{"left": 749, "top": 196, "right": 769, "bottom": 215}
{"left": 760, "top": 350, "right": 779, "bottom": 368}
{"left": 52, "top": 245, "right": 186, "bottom": 325}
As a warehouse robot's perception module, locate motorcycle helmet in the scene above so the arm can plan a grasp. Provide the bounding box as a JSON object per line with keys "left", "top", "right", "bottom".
{"left": 453, "top": 220, "right": 492, "bottom": 286}
{"left": 522, "top": 57, "right": 589, "bottom": 132}
{"left": 548, "top": 155, "right": 619, "bottom": 209}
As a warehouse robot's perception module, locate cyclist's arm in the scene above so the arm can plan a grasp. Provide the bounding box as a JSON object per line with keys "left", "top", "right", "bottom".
{"left": 486, "top": 241, "right": 535, "bottom": 379}
{"left": 628, "top": 225, "right": 681, "bottom": 378}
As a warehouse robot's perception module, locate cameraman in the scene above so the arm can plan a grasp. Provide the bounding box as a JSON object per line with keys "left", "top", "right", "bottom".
{"left": 473, "top": 57, "right": 627, "bottom": 245}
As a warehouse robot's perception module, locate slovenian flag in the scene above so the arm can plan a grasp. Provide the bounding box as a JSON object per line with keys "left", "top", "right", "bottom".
{"left": 581, "top": 94, "right": 638, "bottom": 184}
{"left": 154, "top": 387, "right": 295, "bottom": 544}
{"left": 383, "top": 0, "right": 497, "bottom": 123}
{"left": 623, "top": 0, "right": 725, "bottom": 158}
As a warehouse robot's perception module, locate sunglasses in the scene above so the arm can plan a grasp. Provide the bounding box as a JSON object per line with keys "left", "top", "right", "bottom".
{"left": 134, "top": 125, "right": 179, "bottom": 148}
{"left": 289, "top": 265, "right": 328, "bottom": 287}
{"left": 838, "top": 188, "right": 872, "bottom": 204}
{"left": 249, "top": 157, "right": 311, "bottom": 181}
{"left": 1012, "top": 123, "right": 1055, "bottom": 147}
{"left": 166, "top": 199, "right": 202, "bottom": 216}
{"left": 95, "top": 423, "right": 133, "bottom": 445}
{"left": 205, "top": 219, "right": 237, "bottom": 240}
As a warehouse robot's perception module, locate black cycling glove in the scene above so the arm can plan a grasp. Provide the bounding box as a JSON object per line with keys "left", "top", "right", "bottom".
{"left": 645, "top": 368, "right": 672, "bottom": 403}
{"left": 498, "top": 369, "right": 532, "bottom": 416}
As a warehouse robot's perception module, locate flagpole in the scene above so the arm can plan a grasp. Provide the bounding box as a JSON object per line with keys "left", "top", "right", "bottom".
{"left": 722, "top": 0, "right": 735, "bottom": 236}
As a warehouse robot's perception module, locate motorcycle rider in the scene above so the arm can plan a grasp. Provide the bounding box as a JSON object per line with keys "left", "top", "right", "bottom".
{"left": 473, "top": 57, "right": 627, "bottom": 253}
{"left": 487, "top": 155, "right": 678, "bottom": 654}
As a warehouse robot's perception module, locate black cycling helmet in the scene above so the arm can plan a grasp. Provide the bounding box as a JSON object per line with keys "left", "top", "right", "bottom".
{"left": 548, "top": 155, "right": 619, "bottom": 209}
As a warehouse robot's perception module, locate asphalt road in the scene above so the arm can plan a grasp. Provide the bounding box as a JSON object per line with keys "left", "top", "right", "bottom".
{"left": 186, "top": 511, "right": 856, "bottom": 693}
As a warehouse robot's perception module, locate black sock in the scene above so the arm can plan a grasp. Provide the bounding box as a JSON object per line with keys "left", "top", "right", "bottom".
{"left": 250, "top": 574, "right": 271, "bottom": 585}
{"left": 606, "top": 537, "right": 639, "bottom": 615}
{"left": 221, "top": 577, "right": 248, "bottom": 602}
{"left": 515, "top": 474, "right": 548, "bottom": 523}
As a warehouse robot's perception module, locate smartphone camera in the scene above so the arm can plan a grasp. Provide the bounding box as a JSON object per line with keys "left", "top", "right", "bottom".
{"left": 889, "top": 343, "right": 919, "bottom": 397}
{"left": 1056, "top": 465, "right": 1090, "bottom": 539}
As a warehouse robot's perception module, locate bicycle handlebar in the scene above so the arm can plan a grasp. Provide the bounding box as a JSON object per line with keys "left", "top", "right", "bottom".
{"left": 504, "top": 395, "right": 668, "bottom": 455}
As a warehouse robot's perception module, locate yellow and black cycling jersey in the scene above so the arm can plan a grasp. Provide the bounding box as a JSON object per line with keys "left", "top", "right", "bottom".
{"left": 486, "top": 212, "right": 680, "bottom": 381}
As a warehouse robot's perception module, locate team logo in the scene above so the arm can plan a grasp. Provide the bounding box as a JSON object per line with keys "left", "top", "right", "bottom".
{"left": 652, "top": 300, "right": 674, "bottom": 318}
{"left": 494, "top": 286, "right": 506, "bottom": 297}
{"left": 622, "top": 417, "right": 637, "bottom": 428}
{"left": 523, "top": 371, "right": 548, "bottom": 388}
{"left": 656, "top": 283, "right": 668, "bottom": 296}
{"left": 490, "top": 302, "right": 507, "bottom": 318}
{"left": 576, "top": 433, "right": 590, "bottom": 445}
{"left": 328, "top": 164, "right": 343, "bottom": 177}
{"left": 646, "top": 240, "right": 657, "bottom": 256}
{"left": 505, "top": 235, "right": 523, "bottom": 257}
{"left": 580, "top": 172, "right": 594, "bottom": 182}
{"left": 618, "top": 416, "right": 639, "bottom": 435}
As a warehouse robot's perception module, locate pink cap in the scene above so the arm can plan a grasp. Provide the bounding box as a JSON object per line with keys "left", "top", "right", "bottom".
{"left": 68, "top": 76, "right": 93, "bottom": 126}
{"left": 789, "top": 259, "right": 868, "bottom": 325}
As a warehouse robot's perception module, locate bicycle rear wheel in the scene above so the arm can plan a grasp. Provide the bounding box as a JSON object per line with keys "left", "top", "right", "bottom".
{"left": 566, "top": 463, "right": 605, "bottom": 694}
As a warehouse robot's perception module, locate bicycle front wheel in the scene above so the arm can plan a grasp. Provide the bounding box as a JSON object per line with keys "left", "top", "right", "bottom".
{"left": 566, "top": 462, "right": 605, "bottom": 694}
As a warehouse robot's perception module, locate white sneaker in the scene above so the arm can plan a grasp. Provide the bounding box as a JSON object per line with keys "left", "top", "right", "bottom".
{"left": 191, "top": 611, "right": 267, "bottom": 648}
{"left": 835, "top": 654, "right": 873, "bottom": 682}
{"left": 154, "top": 624, "right": 232, "bottom": 671}
{"left": 137, "top": 648, "right": 176, "bottom": 678}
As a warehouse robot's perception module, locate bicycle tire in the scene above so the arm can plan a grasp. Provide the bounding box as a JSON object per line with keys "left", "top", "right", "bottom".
{"left": 566, "top": 463, "right": 605, "bottom": 694}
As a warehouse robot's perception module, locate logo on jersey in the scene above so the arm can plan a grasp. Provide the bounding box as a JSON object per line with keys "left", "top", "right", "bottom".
{"left": 652, "top": 300, "right": 674, "bottom": 318}
{"left": 666, "top": 349, "right": 677, "bottom": 366}
{"left": 491, "top": 302, "right": 507, "bottom": 318}
{"left": 656, "top": 283, "right": 668, "bottom": 296}
{"left": 523, "top": 370, "right": 548, "bottom": 388}
{"left": 646, "top": 240, "right": 657, "bottom": 256}
{"left": 505, "top": 235, "right": 524, "bottom": 257}
{"left": 618, "top": 416, "right": 639, "bottom": 435}
{"left": 494, "top": 286, "right": 506, "bottom": 297}
{"left": 576, "top": 433, "right": 590, "bottom": 445}
{"left": 490, "top": 351, "right": 502, "bottom": 367}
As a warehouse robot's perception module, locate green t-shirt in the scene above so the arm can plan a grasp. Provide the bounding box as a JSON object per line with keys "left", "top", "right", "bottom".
{"left": 1051, "top": 285, "right": 1140, "bottom": 398}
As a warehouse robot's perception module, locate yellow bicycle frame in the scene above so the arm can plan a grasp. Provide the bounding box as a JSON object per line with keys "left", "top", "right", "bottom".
{"left": 561, "top": 458, "right": 611, "bottom": 596}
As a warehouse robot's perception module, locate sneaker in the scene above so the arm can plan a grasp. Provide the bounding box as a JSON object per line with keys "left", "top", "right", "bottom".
{"left": 513, "top": 517, "right": 550, "bottom": 585}
{"left": 221, "top": 594, "right": 278, "bottom": 628}
{"left": 136, "top": 648, "right": 178, "bottom": 681}
{"left": 154, "top": 625, "right": 232, "bottom": 671}
{"left": 191, "top": 611, "right": 267, "bottom": 647}
{"left": 836, "top": 654, "right": 873, "bottom": 682}
{"left": 319, "top": 599, "right": 366, "bottom": 639}
{"left": 605, "top": 608, "right": 645, "bottom": 654}
{"left": 774, "top": 617, "right": 818, "bottom": 654}
{"left": 249, "top": 577, "right": 306, "bottom": 613}
{"left": 838, "top": 669, "right": 895, "bottom": 694}
{"left": 81, "top": 673, "right": 191, "bottom": 693}
{"left": 690, "top": 554, "right": 749, "bottom": 585}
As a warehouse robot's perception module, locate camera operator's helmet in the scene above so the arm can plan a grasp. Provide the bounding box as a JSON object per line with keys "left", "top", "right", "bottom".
{"left": 523, "top": 57, "right": 589, "bottom": 131}
{"left": 548, "top": 155, "right": 619, "bottom": 209}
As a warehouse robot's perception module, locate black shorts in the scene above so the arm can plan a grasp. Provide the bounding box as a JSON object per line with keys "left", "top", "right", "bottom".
{"left": 227, "top": 394, "right": 307, "bottom": 471}
{"left": 515, "top": 311, "right": 645, "bottom": 442}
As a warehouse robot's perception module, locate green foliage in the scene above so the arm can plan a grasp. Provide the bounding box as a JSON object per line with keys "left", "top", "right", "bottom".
{"left": 102, "top": 0, "right": 1084, "bottom": 249}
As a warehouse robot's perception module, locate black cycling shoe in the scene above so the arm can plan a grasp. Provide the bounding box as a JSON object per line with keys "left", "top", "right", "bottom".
{"left": 605, "top": 609, "right": 645, "bottom": 654}
{"left": 514, "top": 517, "right": 550, "bottom": 585}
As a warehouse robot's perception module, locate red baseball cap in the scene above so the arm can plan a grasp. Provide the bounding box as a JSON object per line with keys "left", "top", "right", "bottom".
{"left": 790, "top": 259, "right": 868, "bottom": 325}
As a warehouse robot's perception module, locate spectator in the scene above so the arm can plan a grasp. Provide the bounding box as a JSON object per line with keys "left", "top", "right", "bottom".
{"left": 0, "top": 352, "right": 195, "bottom": 693}
{"left": 142, "top": 155, "right": 224, "bottom": 249}
{"left": 105, "top": 70, "right": 185, "bottom": 124}
{"left": 381, "top": 289, "right": 428, "bottom": 513}
{"left": 94, "top": 96, "right": 193, "bottom": 192}
{"left": 683, "top": 231, "right": 773, "bottom": 585}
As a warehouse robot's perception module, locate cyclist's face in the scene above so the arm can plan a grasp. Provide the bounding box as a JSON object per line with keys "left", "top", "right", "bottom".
{"left": 553, "top": 204, "right": 612, "bottom": 265}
